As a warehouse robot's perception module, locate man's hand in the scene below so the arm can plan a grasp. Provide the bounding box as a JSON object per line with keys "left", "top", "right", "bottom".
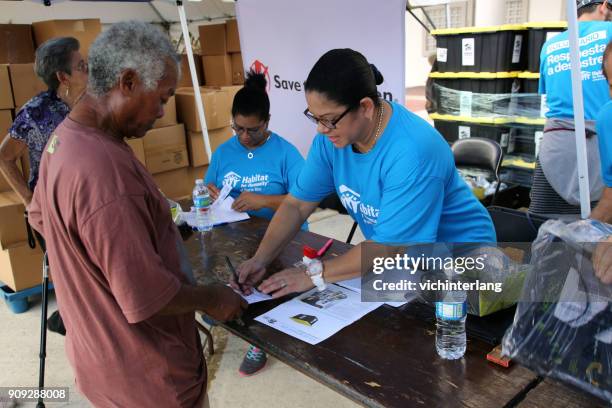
{"left": 202, "top": 284, "right": 247, "bottom": 322}
{"left": 233, "top": 257, "right": 267, "bottom": 295}
{"left": 207, "top": 183, "right": 221, "bottom": 202}
{"left": 232, "top": 191, "right": 265, "bottom": 212}
{"left": 593, "top": 237, "right": 612, "bottom": 285}
{"left": 258, "top": 267, "right": 314, "bottom": 299}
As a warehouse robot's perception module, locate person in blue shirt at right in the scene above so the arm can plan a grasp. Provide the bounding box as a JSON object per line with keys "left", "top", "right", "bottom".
{"left": 530, "top": 0, "right": 612, "bottom": 219}
{"left": 233, "top": 49, "right": 495, "bottom": 299}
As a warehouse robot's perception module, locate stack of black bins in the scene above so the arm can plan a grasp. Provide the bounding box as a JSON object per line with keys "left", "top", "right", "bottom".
{"left": 430, "top": 24, "right": 527, "bottom": 150}
{"left": 430, "top": 22, "right": 568, "bottom": 191}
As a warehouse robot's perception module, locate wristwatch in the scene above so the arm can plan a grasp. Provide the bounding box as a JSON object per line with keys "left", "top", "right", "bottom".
{"left": 306, "top": 259, "right": 327, "bottom": 291}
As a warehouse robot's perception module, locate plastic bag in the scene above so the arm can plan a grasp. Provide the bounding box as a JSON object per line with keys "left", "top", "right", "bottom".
{"left": 502, "top": 219, "right": 612, "bottom": 403}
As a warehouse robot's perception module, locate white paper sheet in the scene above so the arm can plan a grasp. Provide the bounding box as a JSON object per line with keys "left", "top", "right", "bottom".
{"left": 239, "top": 288, "right": 273, "bottom": 304}
{"left": 255, "top": 284, "right": 382, "bottom": 345}
{"left": 183, "top": 195, "right": 249, "bottom": 227}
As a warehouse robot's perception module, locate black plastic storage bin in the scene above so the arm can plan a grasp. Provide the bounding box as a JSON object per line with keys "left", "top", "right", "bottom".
{"left": 430, "top": 72, "right": 519, "bottom": 116}
{"left": 431, "top": 113, "right": 511, "bottom": 146}
{"left": 507, "top": 125, "right": 544, "bottom": 160}
{"left": 432, "top": 24, "right": 528, "bottom": 73}
{"left": 500, "top": 167, "right": 534, "bottom": 188}
{"left": 518, "top": 72, "right": 539, "bottom": 93}
{"left": 525, "top": 22, "right": 567, "bottom": 73}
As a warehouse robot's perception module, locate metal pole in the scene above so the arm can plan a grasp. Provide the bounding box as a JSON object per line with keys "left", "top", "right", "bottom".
{"left": 176, "top": 0, "right": 213, "bottom": 161}
{"left": 566, "top": 0, "right": 592, "bottom": 218}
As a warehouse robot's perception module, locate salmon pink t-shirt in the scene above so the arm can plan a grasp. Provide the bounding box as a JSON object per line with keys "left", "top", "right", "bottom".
{"left": 28, "top": 118, "right": 205, "bottom": 407}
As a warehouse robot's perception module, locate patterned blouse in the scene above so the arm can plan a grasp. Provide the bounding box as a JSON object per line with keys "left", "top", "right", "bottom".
{"left": 9, "top": 90, "right": 70, "bottom": 191}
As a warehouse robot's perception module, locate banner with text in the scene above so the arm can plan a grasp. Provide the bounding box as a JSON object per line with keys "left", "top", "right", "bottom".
{"left": 236, "top": 0, "right": 406, "bottom": 156}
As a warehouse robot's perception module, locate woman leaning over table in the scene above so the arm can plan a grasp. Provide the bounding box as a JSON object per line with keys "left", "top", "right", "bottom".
{"left": 233, "top": 48, "right": 496, "bottom": 298}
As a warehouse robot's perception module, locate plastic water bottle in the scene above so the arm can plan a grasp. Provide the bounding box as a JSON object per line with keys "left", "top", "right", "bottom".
{"left": 435, "top": 290, "right": 467, "bottom": 360}
{"left": 192, "top": 179, "right": 212, "bottom": 232}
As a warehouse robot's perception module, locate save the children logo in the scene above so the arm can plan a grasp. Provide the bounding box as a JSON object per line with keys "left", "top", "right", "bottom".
{"left": 250, "top": 60, "right": 271, "bottom": 92}
{"left": 223, "top": 172, "right": 242, "bottom": 188}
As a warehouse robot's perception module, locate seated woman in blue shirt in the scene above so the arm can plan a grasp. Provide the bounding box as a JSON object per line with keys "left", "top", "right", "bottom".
{"left": 205, "top": 70, "right": 304, "bottom": 376}
{"left": 234, "top": 48, "right": 496, "bottom": 298}
{"left": 205, "top": 71, "right": 304, "bottom": 224}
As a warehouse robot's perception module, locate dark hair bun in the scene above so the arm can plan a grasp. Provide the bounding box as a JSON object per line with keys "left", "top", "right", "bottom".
{"left": 370, "top": 64, "right": 384, "bottom": 85}
{"left": 244, "top": 70, "right": 267, "bottom": 91}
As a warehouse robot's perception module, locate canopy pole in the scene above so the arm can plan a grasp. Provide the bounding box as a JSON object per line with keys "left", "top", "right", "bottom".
{"left": 566, "top": 0, "right": 591, "bottom": 218}
{"left": 176, "top": 0, "right": 212, "bottom": 161}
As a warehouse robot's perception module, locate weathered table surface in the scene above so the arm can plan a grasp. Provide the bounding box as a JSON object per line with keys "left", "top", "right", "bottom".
{"left": 182, "top": 217, "right": 542, "bottom": 408}
{"left": 517, "top": 378, "right": 610, "bottom": 408}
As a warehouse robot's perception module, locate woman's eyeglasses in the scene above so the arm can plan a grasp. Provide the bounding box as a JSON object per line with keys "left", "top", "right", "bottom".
{"left": 303, "top": 105, "right": 353, "bottom": 130}
{"left": 231, "top": 122, "right": 266, "bottom": 137}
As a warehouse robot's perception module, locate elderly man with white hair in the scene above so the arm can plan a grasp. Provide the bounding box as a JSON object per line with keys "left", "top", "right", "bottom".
{"left": 28, "top": 21, "right": 246, "bottom": 408}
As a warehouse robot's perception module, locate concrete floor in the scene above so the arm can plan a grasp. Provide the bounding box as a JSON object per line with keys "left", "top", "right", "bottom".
{"left": 0, "top": 210, "right": 365, "bottom": 408}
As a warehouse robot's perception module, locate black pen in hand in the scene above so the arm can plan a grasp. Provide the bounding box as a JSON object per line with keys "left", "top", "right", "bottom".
{"left": 225, "top": 256, "right": 247, "bottom": 327}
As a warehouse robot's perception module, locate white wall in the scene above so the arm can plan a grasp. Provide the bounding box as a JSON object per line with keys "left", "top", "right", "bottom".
{"left": 405, "top": 12, "right": 432, "bottom": 88}
{"left": 529, "top": 0, "right": 566, "bottom": 22}
{"left": 474, "top": 0, "right": 506, "bottom": 26}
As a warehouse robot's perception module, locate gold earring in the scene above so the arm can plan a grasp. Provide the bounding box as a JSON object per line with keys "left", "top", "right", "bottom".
{"left": 65, "top": 88, "right": 69, "bottom": 98}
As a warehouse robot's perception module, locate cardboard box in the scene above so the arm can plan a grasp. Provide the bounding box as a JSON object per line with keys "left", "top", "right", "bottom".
{"left": 8, "top": 64, "right": 46, "bottom": 109}
{"left": 0, "top": 242, "right": 45, "bottom": 292}
{"left": 198, "top": 23, "right": 227, "bottom": 56}
{"left": 226, "top": 19, "right": 241, "bottom": 53}
{"left": 153, "top": 167, "right": 193, "bottom": 200}
{"left": 178, "top": 53, "right": 203, "bottom": 88}
{"left": 0, "top": 24, "right": 35, "bottom": 64}
{"left": 204, "top": 85, "right": 242, "bottom": 105}
{"left": 175, "top": 87, "right": 231, "bottom": 132}
{"left": 0, "top": 65, "right": 14, "bottom": 109}
{"left": 124, "top": 137, "right": 146, "bottom": 166}
{"left": 32, "top": 19, "right": 102, "bottom": 58}
{"left": 0, "top": 110, "right": 12, "bottom": 137}
{"left": 187, "top": 127, "right": 233, "bottom": 167}
{"left": 0, "top": 191, "right": 27, "bottom": 248}
{"left": 152, "top": 96, "right": 177, "bottom": 129}
{"left": 230, "top": 53, "right": 244, "bottom": 85}
{"left": 202, "top": 55, "right": 232, "bottom": 87}
{"left": 142, "top": 124, "right": 189, "bottom": 174}
{"left": 0, "top": 161, "right": 22, "bottom": 194}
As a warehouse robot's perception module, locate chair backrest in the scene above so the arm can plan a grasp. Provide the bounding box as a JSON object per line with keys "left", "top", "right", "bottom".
{"left": 451, "top": 137, "right": 503, "bottom": 179}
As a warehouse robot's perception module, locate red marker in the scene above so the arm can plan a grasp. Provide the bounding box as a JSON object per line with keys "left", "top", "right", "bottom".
{"left": 317, "top": 239, "right": 334, "bottom": 257}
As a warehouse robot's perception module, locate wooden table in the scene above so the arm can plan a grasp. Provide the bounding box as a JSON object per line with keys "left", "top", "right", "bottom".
{"left": 182, "top": 217, "right": 542, "bottom": 408}
{"left": 517, "top": 378, "right": 610, "bottom": 408}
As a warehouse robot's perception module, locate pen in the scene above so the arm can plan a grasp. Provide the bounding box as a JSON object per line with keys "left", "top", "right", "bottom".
{"left": 317, "top": 239, "right": 334, "bottom": 257}
{"left": 224, "top": 256, "right": 247, "bottom": 327}
{"left": 225, "top": 256, "right": 243, "bottom": 291}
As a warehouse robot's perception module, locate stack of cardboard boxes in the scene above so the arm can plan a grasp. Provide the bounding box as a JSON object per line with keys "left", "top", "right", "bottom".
{"left": 0, "top": 71, "right": 43, "bottom": 292}
{"left": 198, "top": 19, "right": 244, "bottom": 87}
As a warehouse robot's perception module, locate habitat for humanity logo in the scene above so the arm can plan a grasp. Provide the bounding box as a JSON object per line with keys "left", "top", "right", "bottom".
{"left": 338, "top": 185, "right": 379, "bottom": 225}
{"left": 250, "top": 60, "right": 271, "bottom": 92}
{"left": 223, "top": 171, "right": 242, "bottom": 188}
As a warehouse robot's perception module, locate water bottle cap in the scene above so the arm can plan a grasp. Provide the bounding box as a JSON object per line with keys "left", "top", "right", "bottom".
{"left": 195, "top": 179, "right": 204, "bottom": 185}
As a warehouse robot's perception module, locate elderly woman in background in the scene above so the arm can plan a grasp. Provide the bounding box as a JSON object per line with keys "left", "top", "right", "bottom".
{"left": 27, "top": 21, "right": 245, "bottom": 408}
{"left": 0, "top": 37, "right": 88, "bottom": 336}
{"left": 0, "top": 37, "right": 88, "bottom": 205}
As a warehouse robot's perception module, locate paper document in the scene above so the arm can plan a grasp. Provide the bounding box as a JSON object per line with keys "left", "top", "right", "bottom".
{"left": 255, "top": 284, "right": 381, "bottom": 345}
{"left": 183, "top": 195, "right": 249, "bottom": 227}
{"left": 238, "top": 288, "right": 273, "bottom": 304}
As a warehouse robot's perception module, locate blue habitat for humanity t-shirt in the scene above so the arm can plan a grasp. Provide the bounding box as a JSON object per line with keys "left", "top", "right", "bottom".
{"left": 205, "top": 132, "right": 305, "bottom": 221}
{"left": 539, "top": 21, "right": 612, "bottom": 120}
{"left": 290, "top": 102, "right": 496, "bottom": 244}
{"left": 596, "top": 101, "right": 612, "bottom": 188}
